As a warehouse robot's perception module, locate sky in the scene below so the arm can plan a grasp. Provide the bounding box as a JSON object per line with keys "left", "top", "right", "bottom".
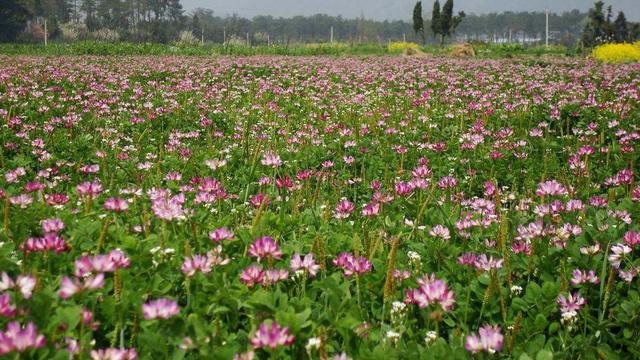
{"left": 180, "top": 0, "right": 640, "bottom": 21}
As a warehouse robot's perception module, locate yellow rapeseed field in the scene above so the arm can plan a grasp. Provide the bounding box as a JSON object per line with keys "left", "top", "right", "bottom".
{"left": 592, "top": 42, "right": 640, "bottom": 63}
{"left": 388, "top": 41, "right": 418, "bottom": 53}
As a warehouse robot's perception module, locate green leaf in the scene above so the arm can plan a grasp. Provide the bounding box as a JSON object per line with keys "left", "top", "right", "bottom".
{"left": 536, "top": 349, "right": 554, "bottom": 360}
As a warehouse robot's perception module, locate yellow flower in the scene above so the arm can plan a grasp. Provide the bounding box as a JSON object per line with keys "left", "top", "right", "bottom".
{"left": 592, "top": 43, "right": 640, "bottom": 64}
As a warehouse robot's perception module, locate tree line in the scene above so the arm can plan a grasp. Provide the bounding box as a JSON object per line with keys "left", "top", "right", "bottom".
{"left": 1, "top": 0, "right": 639, "bottom": 45}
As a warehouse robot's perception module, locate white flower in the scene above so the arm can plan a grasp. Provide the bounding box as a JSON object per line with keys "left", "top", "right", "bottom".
{"left": 424, "top": 331, "right": 437, "bottom": 345}
{"left": 306, "top": 337, "right": 322, "bottom": 351}
{"left": 510, "top": 285, "right": 523, "bottom": 296}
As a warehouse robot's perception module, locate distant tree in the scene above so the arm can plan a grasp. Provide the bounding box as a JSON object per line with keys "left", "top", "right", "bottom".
{"left": 191, "top": 13, "right": 201, "bottom": 38}
{"left": 631, "top": 23, "right": 640, "bottom": 41}
{"left": 412, "top": 1, "right": 425, "bottom": 44}
{"left": 81, "top": 0, "right": 98, "bottom": 31}
{"left": 613, "top": 11, "right": 629, "bottom": 43}
{"left": 430, "top": 0, "right": 440, "bottom": 41}
{"left": 437, "top": 0, "right": 465, "bottom": 45}
{"left": 0, "top": 0, "right": 31, "bottom": 42}
{"left": 582, "top": 1, "right": 607, "bottom": 47}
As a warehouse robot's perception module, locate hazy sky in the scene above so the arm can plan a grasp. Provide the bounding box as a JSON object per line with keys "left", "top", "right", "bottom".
{"left": 181, "top": 0, "right": 639, "bottom": 21}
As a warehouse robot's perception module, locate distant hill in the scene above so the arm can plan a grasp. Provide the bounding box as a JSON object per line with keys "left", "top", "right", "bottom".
{"left": 180, "top": 0, "right": 640, "bottom": 21}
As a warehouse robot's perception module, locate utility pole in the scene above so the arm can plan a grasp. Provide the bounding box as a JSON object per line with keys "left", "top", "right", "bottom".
{"left": 403, "top": 33, "right": 406, "bottom": 42}
{"left": 330, "top": 26, "right": 334, "bottom": 43}
{"left": 545, "top": 8, "right": 549, "bottom": 47}
{"left": 44, "top": 19, "right": 48, "bottom": 46}
{"left": 201, "top": 27, "right": 204, "bottom": 45}
{"left": 223, "top": 27, "right": 226, "bottom": 45}
{"left": 246, "top": 32, "right": 250, "bottom": 46}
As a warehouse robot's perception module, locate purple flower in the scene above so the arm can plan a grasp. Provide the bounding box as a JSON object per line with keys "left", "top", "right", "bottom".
{"left": 142, "top": 299, "right": 180, "bottom": 320}
{"left": 250, "top": 321, "right": 295, "bottom": 350}
{"left": 76, "top": 181, "right": 103, "bottom": 198}
{"left": 239, "top": 264, "right": 265, "bottom": 287}
{"left": 103, "top": 197, "right": 129, "bottom": 212}
{"left": 59, "top": 274, "right": 105, "bottom": 299}
{"left": 334, "top": 199, "right": 355, "bottom": 219}
{"left": 90, "top": 348, "right": 138, "bottom": 360}
{"left": 41, "top": 218, "right": 65, "bottom": 234}
{"left": 536, "top": 180, "right": 568, "bottom": 197}
{"left": 570, "top": 269, "right": 599, "bottom": 286}
{"left": 248, "top": 236, "right": 282, "bottom": 262}
{"left": 290, "top": 253, "right": 321, "bottom": 277}
{"left": 0, "top": 321, "right": 46, "bottom": 355}
{"left": 558, "top": 292, "right": 585, "bottom": 313}
{"left": 404, "top": 274, "right": 456, "bottom": 311}
{"left": 465, "top": 324, "right": 503, "bottom": 354}
{"left": 429, "top": 225, "right": 451, "bottom": 241}
{"left": 261, "top": 151, "right": 282, "bottom": 167}
{"left": 208, "top": 227, "right": 234, "bottom": 242}
{"left": 333, "top": 252, "right": 372, "bottom": 277}
{"left": 0, "top": 294, "right": 16, "bottom": 317}
{"left": 0, "top": 273, "right": 36, "bottom": 299}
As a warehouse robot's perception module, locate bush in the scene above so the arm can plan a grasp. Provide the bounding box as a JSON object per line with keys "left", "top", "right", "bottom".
{"left": 592, "top": 43, "right": 640, "bottom": 63}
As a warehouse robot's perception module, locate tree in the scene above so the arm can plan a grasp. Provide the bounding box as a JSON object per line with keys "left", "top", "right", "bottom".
{"left": 430, "top": 0, "right": 440, "bottom": 41}
{"left": 0, "top": 0, "right": 31, "bottom": 42}
{"left": 437, "top": 0, "right": 465, "bottom": 45}
{"left": 191, "top": 13, "right": 201, "bottom": 38}
{"left": 582, "top": 1, "right": 607, "bottom": 47}
{"left": 613, "top": 11, "right": 628, "bottom": 43}
{"left": 412, "top": 1, "right": 424, "bottom": 44}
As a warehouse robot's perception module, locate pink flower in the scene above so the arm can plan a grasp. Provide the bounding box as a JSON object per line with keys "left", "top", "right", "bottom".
{"left": 261, "top": 151, "right": 282, "bottom": 167}
{"left": 404, "top": 274, "right": 456, "bottom": 311}
{"left": 151, "top": 192, "right": 186, "bottom": 221}
{"left": 182, "top": 255, "right": 212, "bottom": 277}
{"left": 9, "top": 194, "right": 33, "bottom": 208}
{"left": 394, "top": 181, "right": 414, "bottom": 196}
{"left": 437, "top": 176, "right": 458, "bottom": 190}
{"left": 0, "top": 294, "right": 16, "bottom": 317}
{"left": 262, "top": 269, "right": 289, "bottom": 285}
{"left": 608, "top": 244, "right": 632, "bottom": 269}
{"left": 74, "top": 250, "right": 130, "bottom": 277}
{"left": 334, "top": 199, "right": 355, "bottom": 219}
{"left": 239, "top": 264, "right": 265, "bottom": 287}
{"left": 536, "top": 180, "right": 568, "bottom": 197}
{"left": 76, "top": 181, "right": 103, "bottom": 198}
{"left": 20, "top": 234, "right": 69, "bottom": 254}
{"left": 250, "top": 321, "right": 295, "bottom": 350}
{"left": 248, "top": 236, "right": 282, "bottom": 262}
{"left": 570, "top": 269, "right": 600, "bottom": 286}
{"left": 289, "top": 253, "right": 320, "bottom": 277}
{"left": 181, "top": 247, "right": 229, "bottom": 277}
{"left": 361, "top": 202, "right": 380, "bottom": 217}
{"left": 275, "top": 176, "right": 293, "bottom": 190}
{"left": 208, "top": 227, "right": 234, "bottom": 242}
{"left": 0, "top": 321, "right": 46, "bottom": 355}
{"left": 142, "top": 299, "right": 180, "bottom": 320}
{"left": 474, "top": 254, "right": 503, "bottom": 271}
{"left": 465, "top": 324, "right": 503, "bottom": 354}
{"left": 0, "top": 273, "right": 36, "bottom": 299}
{"left": 90, "top": 348, "right": 137, "bottom": 360}
{"left": 429, "top": 225, "right": 450, "bottom": 241}
{"left": 249, "top": 193, "right": 270, "bottom": 208}
{"left": 558, "top": 292, "right": 586, "bottom": 313}
{"left": 41, "top": 218, "right": 65, "bottom": 233}
{"left": 59, "top": 274, "right": 105, "bottom": 299}
{"left": 623, "top": 231, "right": 640, "bottom": 247}
{"left": 104, "top": 198, "right": 129, "bottom": 212}
{"left": 333, "top": 252, "right": 372, "bottom": 277}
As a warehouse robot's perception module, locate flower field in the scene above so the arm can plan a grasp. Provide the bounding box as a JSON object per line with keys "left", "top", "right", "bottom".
{"left": 0, "top": 55, "right": 639, "bottom": 359}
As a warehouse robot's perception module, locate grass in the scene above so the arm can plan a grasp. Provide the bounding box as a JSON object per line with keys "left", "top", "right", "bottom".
{"left": 0, "top": 41, "right": 581, "bottom": 58}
